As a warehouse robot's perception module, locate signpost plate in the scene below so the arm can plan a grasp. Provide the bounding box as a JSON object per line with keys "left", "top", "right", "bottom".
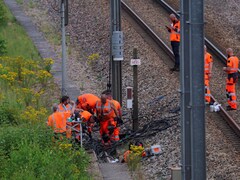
{"left": 130, "top": 59, "right": 141, "bottom": 66}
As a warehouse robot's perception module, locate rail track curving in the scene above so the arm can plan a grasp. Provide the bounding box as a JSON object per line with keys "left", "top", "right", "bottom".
{"left": 121, "top": 0, "right": 240, "bottom": 139}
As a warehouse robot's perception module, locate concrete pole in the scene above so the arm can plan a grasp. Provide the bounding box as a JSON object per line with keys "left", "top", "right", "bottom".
{"left": 180, "top": 0, "right": 191, "bottom": 179}
{"left": 132, "top": 48, "right": 138, "bottom": 131}
{"left": 61, "top": 1, "right": 67, "bottom": 96}
{"left": 190, "top": 0, "right": 206, "bottom": 179}
{"left": 111, "top": 0, "right": 122, "bottom": 104}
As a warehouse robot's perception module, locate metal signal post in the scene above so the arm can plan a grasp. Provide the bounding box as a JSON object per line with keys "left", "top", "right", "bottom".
{"left": 60, "top": 0, "right": 68, "bottom": 96}
{"left": 110, "top": 0, "right": 123, "bottom": 104}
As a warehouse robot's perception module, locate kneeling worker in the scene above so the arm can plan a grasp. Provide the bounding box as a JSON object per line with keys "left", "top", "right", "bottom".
{"left": 47, "top": 103, "right": 67, "bottom": 139}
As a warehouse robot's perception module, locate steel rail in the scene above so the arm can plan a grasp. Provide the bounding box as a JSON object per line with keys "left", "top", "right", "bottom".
{"left": 121, "top": 0, "right": 240, "bottom": 138}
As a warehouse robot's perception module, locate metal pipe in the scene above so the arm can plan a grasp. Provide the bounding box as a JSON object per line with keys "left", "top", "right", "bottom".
{"left": 180, "top": 0, "right": 191, "bottom": 179}
{"left": 61, "top": 1, "right": 67, "bottom": 96}
{"left": 132, "top": 48, "right": 139, "bottom": 131}
{"left": 111, "top": 0, "right": 122, "bottom": 104}
{"left": 189, "top": 0, "right": 206, "bottom": 179}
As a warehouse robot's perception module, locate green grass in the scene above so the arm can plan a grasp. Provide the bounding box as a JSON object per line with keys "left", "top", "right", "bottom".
{"left": 0, "top": 1, "right": 91, "bottom": 179}
{"left": 0, "top": 1, "right": 41, "bottom": 60}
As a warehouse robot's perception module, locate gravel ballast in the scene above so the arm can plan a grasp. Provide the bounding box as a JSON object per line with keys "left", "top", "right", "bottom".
{"left": 18, "top": 0, "right": 240, "bottom": 179}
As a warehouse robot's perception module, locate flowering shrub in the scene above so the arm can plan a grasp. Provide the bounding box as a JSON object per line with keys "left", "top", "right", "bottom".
{"left": 87, "top": 53, "right": 100, "bottom": 66}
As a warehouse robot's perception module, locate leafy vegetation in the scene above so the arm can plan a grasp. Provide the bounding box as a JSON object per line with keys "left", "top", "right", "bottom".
{"left": 0, "top": 1, "right": 91, "bottom": 179}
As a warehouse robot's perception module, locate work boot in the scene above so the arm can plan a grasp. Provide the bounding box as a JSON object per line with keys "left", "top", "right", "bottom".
{"left": 226, "top": 105, "right": 237, "bottom": 111}
{"left": 170, "top": 66, "right": 179, "bottom": 72}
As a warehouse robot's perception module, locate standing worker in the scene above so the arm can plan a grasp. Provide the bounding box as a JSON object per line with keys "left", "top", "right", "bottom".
{"left": 223, "top": 48, "right": 239, "bottom": 111}
{"left": 47, "top": 103, "right": 67, "bottom": 139}
{"left": 74, "top": 93, "right": 100, "bottom": 114}
{"left": 166, "top": 14, "right": 180, "bottom": 72}
{"left": 96, "top": 92, "right": 120, "bottom": 143}
{"left": 204, "top": 45, "right": 213, "bottom": 104}
{"left": 104, "top": 90, "right": 122, "bottom": 120}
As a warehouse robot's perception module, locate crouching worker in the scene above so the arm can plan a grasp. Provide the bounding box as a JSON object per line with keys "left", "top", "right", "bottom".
{"left": 67, "top": 110, "right": 96, "bottom": 141}
{"left": 96, "top": 92, "right": 120, "bottom": 145}
{"left": 79, "top": 110, "right": 96, "bottom": 139}
{"left": 122, "top": 141, "right": 146, "bottom": 163}
{"left": 47, "top": 103, "right": 67, "bottom": 140}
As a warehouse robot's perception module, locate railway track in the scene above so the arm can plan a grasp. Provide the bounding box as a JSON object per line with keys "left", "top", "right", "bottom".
{"left": 121, "top": 1, "right": 240, "bottom": 139}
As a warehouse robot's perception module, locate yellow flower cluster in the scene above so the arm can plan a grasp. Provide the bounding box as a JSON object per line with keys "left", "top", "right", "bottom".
{"left": 0, "top": 71, "right": 17, "bottom": 83}
{"left": 88, "top": 53, "right": 100, "bottom": 61}
{"left": 43, "top": 58, "right": 54, "bottom": 66}
{"left": 21, "top": 68, "right": 35, "bottom": 76}
{"left": 59, "top": 143, "right": 72, "bottom": 150}
{"left": 37, "top": 70, "right": 52, "bottom": 79}
{"left": 130, "top": 145, "right": 145, "bottom": 156}
{"left": 20, "top": 106, "right": 48, "bottom": 124}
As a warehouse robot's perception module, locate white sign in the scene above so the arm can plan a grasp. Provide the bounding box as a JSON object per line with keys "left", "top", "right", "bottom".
{"left": 130, "top": 59, "right": 141, "bottom": 66}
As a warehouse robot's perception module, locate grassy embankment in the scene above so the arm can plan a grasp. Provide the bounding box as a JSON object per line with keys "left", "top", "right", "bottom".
{"left": 0, "top": 1, "right": 91, "bottom": 179}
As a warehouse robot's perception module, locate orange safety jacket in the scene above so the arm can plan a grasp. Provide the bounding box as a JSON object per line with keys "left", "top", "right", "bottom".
{"left": 76, "top": 94, "right": 100, "bottom": 111}
{"left": 57, "top": 103, "right": 72, "bottom": 120}
{"left": 111, "top": 99, "right": 122, "bottom": 117}
{"left": 48, "top": 112, "right": 66, "bottom": 133}
{"left": 227, "top": 56, "right": 239, "bottom": 74}
{"left": 80, "top": 110, "right": 92, "bottom": 123}
{"left": 205, "top": 52, "right": 213, "bottom": 74}
{"left": 170, "top": 20, "right": 180, "bottom": 42}
{"left": 96, "top": 100, "right": 116, "bottom": 121}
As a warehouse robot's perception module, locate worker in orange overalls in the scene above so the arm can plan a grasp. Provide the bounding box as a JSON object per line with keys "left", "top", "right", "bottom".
{"left": 96, "top": 92, "right": 120, "bottom": 144}
{"left": 69, "top": 110, "right": 96, "bottom": 141}
{"left": 104, "top": 90, "right": 123, "bottom": 141}
{"left": 47, "top": 103, "right": 67, "bottom": 139}
{"left": 223, "top": 48, "right": 239, "bottom": 111}
{"left": 75, "top": 93, "right": 100, "bottom": 114}
{"left": 80, "top": 110, "right": 96, "bottom": 135}
{"left": 204, "top": 45, "right": 213, "bottom": 104}
{"left": 166, "top": 13, "right": 180, "bottom": 72}
{"left": 57, "top": 96, "right": 73, "bottom": 138}
{"left": 104, "top": 90, "right": 122, "bottom": 118}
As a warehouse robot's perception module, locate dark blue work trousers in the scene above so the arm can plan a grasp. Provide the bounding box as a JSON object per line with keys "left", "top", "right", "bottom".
{"left": 171, "top": 41, "right": 180, "bottom": 68}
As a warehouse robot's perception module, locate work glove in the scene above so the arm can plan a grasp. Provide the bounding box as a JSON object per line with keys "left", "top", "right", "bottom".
{"left": 114, "top": 117, "right": 123, "bottom": 126}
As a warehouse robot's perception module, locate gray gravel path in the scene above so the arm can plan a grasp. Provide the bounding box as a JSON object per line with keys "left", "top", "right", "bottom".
{"left": 99, "top": 163, "right": 132, "bottom": 180}
{"left": 4, "top": 0, "right": 79, "bottom": 100}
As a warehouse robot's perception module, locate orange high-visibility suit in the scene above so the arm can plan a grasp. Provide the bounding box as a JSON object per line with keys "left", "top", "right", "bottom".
{"left": 170, "top": 20, "right": 180, "bottom": 42}
{"left": 57, "top": 103, "right": 72, "bottom": 138}
{"left": 76, "top": 94, "right": 100, "bottom": 114}
{"left": 57, "top": 103, "right": 72, "bottom": 119}
{"left": 204, "top": 52, "right": 213, "bottom": 103}
{"left": 168, "top": 20, "right": 180, "bottom": 69}
{"left": 226, "top": 56, "right": 239, "bottom": 109}
{"left": 80, "top": 110, "right": 94, "bottom": 134}
{"left": 47, "top": 112, "right": 66, "bottom": 133}
{"left": 111, "top": 99, "right": 122, "bottom": 139}
{"left": 96, "top": 100, "right": 120, "bottom": 142}
{"left": 112, "top": 99, "right": 122, "bottom": 117}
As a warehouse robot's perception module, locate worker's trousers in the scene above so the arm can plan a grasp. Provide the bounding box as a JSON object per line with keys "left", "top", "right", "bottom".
{"left": 226, "top": 73, "right": 238, "bottom": 109}
{"left": 100, "top": 119, "right": 119, "bottom": 142}
{"left": 171, "top": 41, "right": 180, "bottom": 68}
{"left": 205, "top": 75, "right": 211, "bottom": 103}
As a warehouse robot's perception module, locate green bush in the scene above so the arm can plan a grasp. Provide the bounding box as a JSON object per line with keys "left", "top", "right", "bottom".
{"left": 0, "top": 39, "right": 7, "bottom": 55}
{"left": 0, "top": 124, "right": 91, "bottom": 179}
{"left": 0, "top": 104, "right": 18, "bottom": 125}
{"left": 0, "top": 0, "right": 7, "bottom": 27}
